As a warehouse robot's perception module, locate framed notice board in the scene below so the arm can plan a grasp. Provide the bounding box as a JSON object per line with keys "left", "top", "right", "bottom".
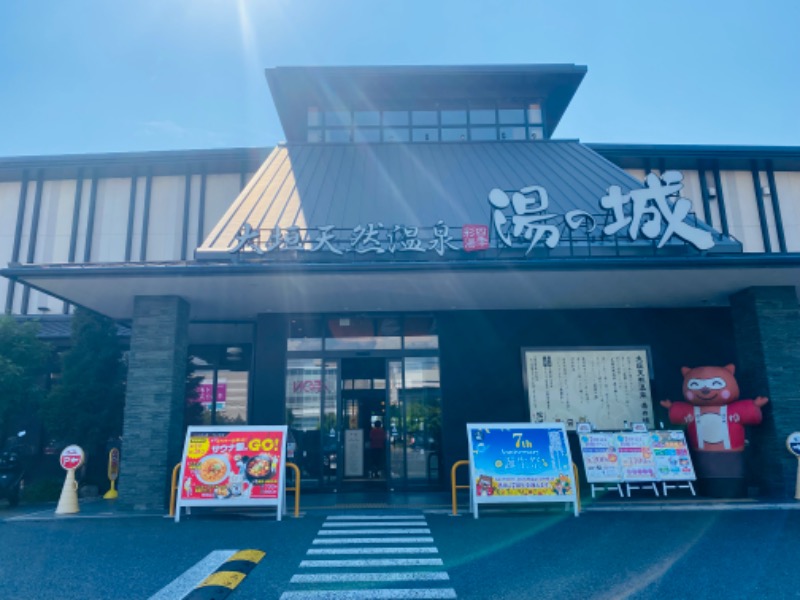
{"left": 523, "top": 347, "right": 653, "bottom": 430}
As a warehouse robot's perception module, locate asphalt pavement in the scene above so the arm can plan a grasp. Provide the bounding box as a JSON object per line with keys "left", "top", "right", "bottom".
{"left": 1, "top": 496, "right": 799, "bottom": 599}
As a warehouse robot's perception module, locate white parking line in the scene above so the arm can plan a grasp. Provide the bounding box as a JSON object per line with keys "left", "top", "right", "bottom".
{"left": 317, "top": 528, "right": 431, "bottom": 535}
{"left": 312, "top": 537, "right": 434, "bottom": 544}
{"left": 291, "top": 572, "right": 450, "bottom": 583}
{"left": 300, "top": 558, "right": 444, "bottom": 568}
{"left": 280, "top": 590, "right": 457, "bottom": 599}
{"left": 147, "top": 550, "right": 238, "bottom": 600}
{"left": 307, "top": 547, "right": 439, "bottom": 555}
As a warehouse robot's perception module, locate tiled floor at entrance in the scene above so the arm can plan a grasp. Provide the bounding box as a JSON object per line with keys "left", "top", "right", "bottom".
{"left": 280, "top": 513, "right": 456, "bottom": 599}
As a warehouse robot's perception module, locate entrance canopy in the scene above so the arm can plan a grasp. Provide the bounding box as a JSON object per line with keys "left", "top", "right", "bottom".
{"left": 4, "top": 137, "right": 793, "bottom": 325}
{"left": 4, "top": 256, "right": 800, "bottom": 323}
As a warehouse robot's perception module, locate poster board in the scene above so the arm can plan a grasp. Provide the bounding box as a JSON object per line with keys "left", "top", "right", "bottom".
{"left": 578, "top": 432, "right": 622, "bottom": 483}
{"left": 175, "top": 426, "right": 287, "bottom": 522}
{"left": 523, "top": 347, "right": 652, "bottom": 430}
{"left": 651, "top": 430, "right": 696, "bottom": 481}
{"left": 577, "top": 429, "right": 696, "bottom": 497}
{"left": 467, "top": 423, "right": 578, "bottom": 518}
{"left": 616, "top": 432, "right": 658, "bottom": 482}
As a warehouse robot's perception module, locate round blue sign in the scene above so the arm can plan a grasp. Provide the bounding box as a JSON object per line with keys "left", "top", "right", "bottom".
{"left": 786, "top": 432, "right": 800, "bottom": 457}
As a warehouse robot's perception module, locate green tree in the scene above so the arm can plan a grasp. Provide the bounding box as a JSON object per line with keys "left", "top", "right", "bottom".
{"left": 42, "top": 309, "right": 126, "bottom": 481}
{"left": 0, "top": 317, "right": 51, "bottom": 440}
{"left": 184, "top": 356, "right": 204, "bottom": 427}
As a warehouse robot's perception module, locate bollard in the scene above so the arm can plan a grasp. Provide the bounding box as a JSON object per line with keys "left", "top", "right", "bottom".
{"left": 56, "top": 445, "right": 84, "bottom": 515}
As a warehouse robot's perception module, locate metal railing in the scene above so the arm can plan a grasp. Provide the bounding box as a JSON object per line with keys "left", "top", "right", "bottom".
{"left": 285, "top": 461, "right": 301, "bottom": 518}
{"left": 169, "top": 461, "right": 302, "bottom": 518}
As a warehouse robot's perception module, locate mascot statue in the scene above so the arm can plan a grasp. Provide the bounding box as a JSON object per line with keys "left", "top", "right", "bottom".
{"left": 660, "top": 364, "right": 768, "bottom": 497}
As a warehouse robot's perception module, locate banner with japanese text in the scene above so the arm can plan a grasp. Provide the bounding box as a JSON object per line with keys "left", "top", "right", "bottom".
{"left": 175, "top": 426, "right": 287, "bottom": 521}
{"left": 578, "top": 430, "right": 696, "bottom": 484}
{"left": 578, "top": 432, "right": 622, "bottom": 483}
{"left": 467, "top": 423, "right": 578, "bottom": 517}
{"left": 616, "top": 432, "right": 658, "bottom": 481}
{"left": 523, "top": 347, "right": 652, "bottom": 430}
{"left": 650, "top": 430, "right": 696, "bottom": 481}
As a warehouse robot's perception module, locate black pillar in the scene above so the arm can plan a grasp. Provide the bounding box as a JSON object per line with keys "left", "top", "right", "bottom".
{"left": 121, "top": 296, "right": 189, "bottom": 510}
{"left": 730, "top": 286, "right": 800, "bottom": 497}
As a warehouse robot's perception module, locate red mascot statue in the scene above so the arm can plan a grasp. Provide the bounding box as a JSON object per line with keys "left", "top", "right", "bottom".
{"left": 660, "top": 364, "right": 768, "bottom": 497}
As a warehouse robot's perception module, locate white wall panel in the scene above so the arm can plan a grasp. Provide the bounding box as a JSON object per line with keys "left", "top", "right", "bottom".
{"left": 0, "top": 181, "right": 21, "bottom": 309}
{"left": 35, "top": 180, "right": 76, "bottom": 264}
{"left": 203, "top": 174, "right": 241, "bottom": 242}
{"left": 719, "top": 170, "right": 763, "bottom": 252}
{"left": 774, "top": 171, "right": 800, "bottom": 252}
{"left": 146, "top": 175, "right": 184, "bottom": 261}
{"left": 91, "top": 178, "right": 130, "bottom": 262}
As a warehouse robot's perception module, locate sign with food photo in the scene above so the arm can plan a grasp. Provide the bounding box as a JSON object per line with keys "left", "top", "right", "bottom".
{"left": 175, "top": 426, "right": 287, "bottom": 522}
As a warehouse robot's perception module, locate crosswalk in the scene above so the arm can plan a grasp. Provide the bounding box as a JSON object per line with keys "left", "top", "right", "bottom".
{"left": 280, "top": 513, "right": 457, "bottom": 599}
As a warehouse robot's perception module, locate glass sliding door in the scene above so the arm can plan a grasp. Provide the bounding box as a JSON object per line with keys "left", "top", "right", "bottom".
{"left": 285, "top": 357, "right": 338, "bottom": 489}
{"left": 402, "top": 356, "right": 442, "bottom": 484}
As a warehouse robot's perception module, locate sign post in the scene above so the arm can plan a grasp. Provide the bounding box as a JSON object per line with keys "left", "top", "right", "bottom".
{"left": 103, "top": 448, "right": 120, "bottom": 500}
{"left": 786, "top": 432, "right": 800, "bottom": 500}
{"left": 467, "top": 423, "right": 578, "bottom": 518}
{"left": 56, "top": 445, "right": 84, "bottom": 515}
{"left": 175, "top": 426, "right": 287, "bottom": 522}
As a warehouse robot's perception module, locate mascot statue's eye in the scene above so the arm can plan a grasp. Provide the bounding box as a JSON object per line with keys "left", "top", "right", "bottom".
{"left": 687, "top": 379, "right": 702, "bottom": 390}
{"left": 709, "top": 378, "right": 726, "bottom": 389}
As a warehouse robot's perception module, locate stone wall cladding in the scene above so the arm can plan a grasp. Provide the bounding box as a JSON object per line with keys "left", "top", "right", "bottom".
{"left": 731, "top": 286, "right": 800, "bottom": 497}
{"left": 121, "top": 296, "right": 189, "bottom": 510}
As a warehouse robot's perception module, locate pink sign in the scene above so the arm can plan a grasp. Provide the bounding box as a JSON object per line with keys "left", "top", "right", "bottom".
{"left": 462, "top": 224, "right": 490, "bottom": 252}
{"left": 195, "top": 381, "right": 227, "bottom": 409}
{"left": 60, "top": 445, "right": 85, "bottom": 470}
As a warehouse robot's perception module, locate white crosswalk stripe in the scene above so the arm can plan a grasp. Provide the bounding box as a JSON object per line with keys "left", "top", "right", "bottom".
{"left": 280, "top": 513, "right": 457, "bottom": 599}
{"left": 312, "top": 537, "right": 434, "bottom": 545}
{"left": 317, "top": 528, "right": 431, "bottom": 535}
{"left": 307, "top": 547, "right": 439, "bottom": 555}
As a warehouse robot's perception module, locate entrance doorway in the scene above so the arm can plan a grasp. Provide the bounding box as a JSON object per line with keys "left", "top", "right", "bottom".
{"left": 285, "top": 352, "right": 442, "bottom": 492}
{"left": 339, "top": 357, "right": 388, "bottom": 490}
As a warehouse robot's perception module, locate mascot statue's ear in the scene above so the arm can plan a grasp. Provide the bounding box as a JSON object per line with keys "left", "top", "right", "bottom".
{"left": 681, "top": 366, "right": 691, "bottom": 377}
{"left": 724, "top": 364, "right": 736, "bottom": 375}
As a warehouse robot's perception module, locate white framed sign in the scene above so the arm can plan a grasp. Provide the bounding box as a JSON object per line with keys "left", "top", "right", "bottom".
{"left": 523, "top": 347, "right": 653, "bottom": 430}
{"left": 467, "top": 423, "right": 578, "bottom": 518}
{"left": 175, "top": 426, "right": 287, "bottom": 522}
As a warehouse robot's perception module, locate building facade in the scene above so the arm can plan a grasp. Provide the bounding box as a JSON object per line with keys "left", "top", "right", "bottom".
{"left": 2, "top": 65, "right": 799, "bottom": 509}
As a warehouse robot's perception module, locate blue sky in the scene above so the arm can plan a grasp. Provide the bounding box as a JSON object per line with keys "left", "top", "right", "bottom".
{"left": 1, "top": 0, "right": 797, "bottom": 156}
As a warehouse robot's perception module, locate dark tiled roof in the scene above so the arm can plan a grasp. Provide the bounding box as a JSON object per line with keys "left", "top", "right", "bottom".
{"left": 198, "top": 141, "right": 645, "bottom": 255}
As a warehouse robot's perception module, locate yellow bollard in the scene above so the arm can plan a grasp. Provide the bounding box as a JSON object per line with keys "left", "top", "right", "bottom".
{"left": 103, "top": 448, "right": 120, "bottom": 500}
{"left": 450, "top": 460, "right": 470, "bottom": 516}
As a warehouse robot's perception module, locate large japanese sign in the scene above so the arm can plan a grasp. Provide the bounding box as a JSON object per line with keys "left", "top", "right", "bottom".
{"left": 467, "top": 423, "right": 578, "bottom": 518}
{"left": 175, "top": 426, "right": 287, "bottom": 522}
{"left": 227, "top": 171, "right": 716, "bottom": 258}
{"left": 523, "top": 347, "right": 652, "bottom": 430}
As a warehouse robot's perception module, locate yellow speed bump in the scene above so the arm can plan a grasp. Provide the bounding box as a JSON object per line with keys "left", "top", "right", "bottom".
{"left": 184, "top": 549, "right": 265, "bottom": 600}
